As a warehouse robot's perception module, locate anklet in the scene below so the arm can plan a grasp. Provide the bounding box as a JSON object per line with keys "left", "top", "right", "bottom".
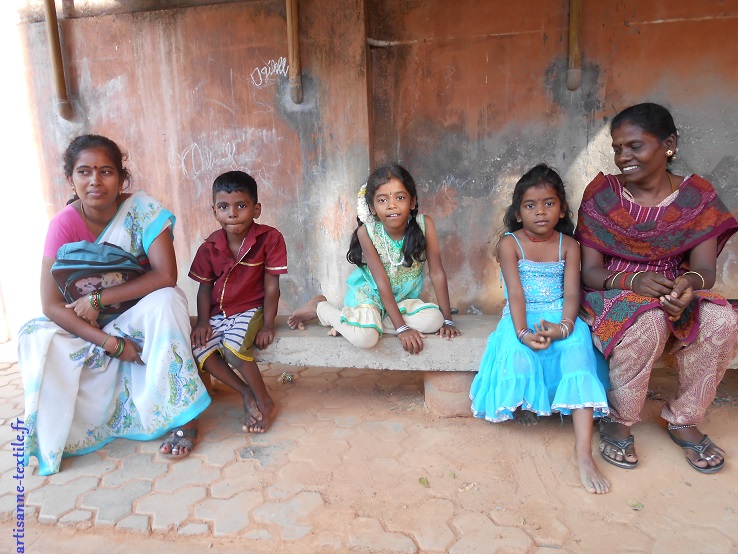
{"left": 667, "top": 423, "right": 696, "bottom": 430}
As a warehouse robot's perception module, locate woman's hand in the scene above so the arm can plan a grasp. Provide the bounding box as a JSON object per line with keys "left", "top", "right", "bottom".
{"left": 118, "top": 338, "right": 144, "bottom": 364}
{"left": 630, "top": 271, "right": 674, "bottom": 298}
{"left": 660, "top": 275, "right": 695, "bottom": 321}
{"left": 437, "top": 323, "right": 461, "bottom": 339}
{"left": 397, "top": 328, "right": 426, "bottom": 354}
{"left": 66, "top": 296, "right": 100, "bottom": 327}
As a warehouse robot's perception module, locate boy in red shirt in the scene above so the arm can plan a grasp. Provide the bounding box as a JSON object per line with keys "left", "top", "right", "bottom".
{"left": 189, "top": 171, "right": 287, "bottom": 432}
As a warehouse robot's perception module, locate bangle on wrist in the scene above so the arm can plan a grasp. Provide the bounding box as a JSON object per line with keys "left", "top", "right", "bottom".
{"left": 607, "top": 271, "right": 624, "bottom": 290}
{"left": 443, "top": 319, "right": 455, "bottom": 327}
{"left": 619, "top": 272, "right": 630, "bottom": 290}
{"left": 517, "top": 328, "right": 531, "bottom": 343}
{"left": 683, "top": 270, "right": 705, "bottom": 290}
{"left": 100, "top": 333, "right": 113, "bottom": 350}
{"left": 109, "top": 337, "right": 125, "bottom": 358}
{"left": 395, "top": 324, "right": 411, "bottom": 334}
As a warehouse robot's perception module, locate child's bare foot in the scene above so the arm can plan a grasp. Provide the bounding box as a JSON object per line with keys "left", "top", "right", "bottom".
{"left": 288, "top": 295, "right": 326, "bottom": 330}
{"left": 327, "top": 327, "right": 341, "bottom": 337}
{"left": 514, "top": 408, "right": 539, "bottom": 426}
{"left": 576, "top": 448, "right": 611, "bottom": 494}
{"left": 241, "top": 387, "right": 263, "bottom": 428}
{"left": 243, "top": 399, "right": 277, "bottom": 433}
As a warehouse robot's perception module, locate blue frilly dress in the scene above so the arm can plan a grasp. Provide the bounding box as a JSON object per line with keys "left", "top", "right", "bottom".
{"left": 469, "top": 232, "right": 610, "bottom": 422}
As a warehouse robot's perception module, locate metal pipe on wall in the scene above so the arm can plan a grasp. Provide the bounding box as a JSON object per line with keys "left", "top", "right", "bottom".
{"left": 566, "top": 0, "right": 582, "bottom": 91}
{"left": 43, "top": 0, "right": 73, "bottom": 119}
{"left": 286, "top": 0, "right": 303, "bottom": 104}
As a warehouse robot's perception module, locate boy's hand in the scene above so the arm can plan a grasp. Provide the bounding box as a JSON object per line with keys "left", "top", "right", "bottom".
{"left": 255, "top": 326, "right": 275, "bottom": 350}
{"left": 190, "top": 324, "right": 212, "bottom": 348}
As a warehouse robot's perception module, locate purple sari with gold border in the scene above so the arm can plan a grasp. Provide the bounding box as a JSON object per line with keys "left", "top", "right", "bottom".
{"left": 575, "top": 173, "right": 738, "bottom": 358}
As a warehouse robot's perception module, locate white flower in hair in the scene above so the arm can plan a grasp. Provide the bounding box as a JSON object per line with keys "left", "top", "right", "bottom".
{"left": 356, "top": 183, "right": 375, "bottom": 224}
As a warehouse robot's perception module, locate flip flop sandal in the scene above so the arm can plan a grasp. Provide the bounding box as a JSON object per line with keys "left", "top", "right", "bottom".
{"left": 160, "top": 427, "right": 198, "bottom": 456}
{"left": 599, "top": 430, "right": 638, "bottom": 469}
{"left": 668, "top": 430, "right": 725, "bottom": 474}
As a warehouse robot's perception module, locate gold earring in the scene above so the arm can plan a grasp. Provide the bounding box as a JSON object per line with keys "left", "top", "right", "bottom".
{"left": 666, "top": 149, "right": 674, "bottom": 157}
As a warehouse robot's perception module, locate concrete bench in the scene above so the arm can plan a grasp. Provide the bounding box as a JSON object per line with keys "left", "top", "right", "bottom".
{"left": 252, "top": 313, "right": 738, "bottom": 418}
{"left": 255, "top": 315, "right": 495, "bottom": 417}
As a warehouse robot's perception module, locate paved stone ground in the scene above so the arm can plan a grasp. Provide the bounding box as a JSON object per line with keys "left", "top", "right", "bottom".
{"left": 1, "top": 339, "right": 738, "bottom": 553}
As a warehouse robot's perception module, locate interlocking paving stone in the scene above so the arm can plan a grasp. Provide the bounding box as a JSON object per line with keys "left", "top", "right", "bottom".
{"left": 315, "top": 408, "right": 361, "bottom": 428}
{"left": 252, "top": 491, "right": 324, "bottom": 540}
{"left": 26, "top": 476, "right": 99, "bottom": 523}
{"left": 116, "top": 514, "right": 151, "bottom": 533}
{"left": 59, "top": 509, "right": 93, "bottom": 524}
{"left": 210, "top": 459, "right": 268, "bottom": 499}
{"left": 265, "top": 480, "right": 302, "bottom": 500}
{"left": 101, "top": 453, "right": 167, "bottom": 486}
{"left": 154, "top": 456, "right": 221, "bottom": 493}
{"left": 178, "top": 522, "right": 210, "bottom": 535}
{"left": 193, "top": 434, "right": 244, "bottom": 466}
{"left": 386, "top": 498, "right": 456, "bottom": 552}
{"left": 238, "top": 439, "right": 296, "bottom": 468}
{"left": 135, "top": 485, "right": 207, "bottom": 531}
{"left": 47, "top": 452, "right": 115, "bottom": 485}
{"left": 98, "top": 438, "right": 139, "bottom": 460}
{"left": 195, "top": 490, "right": 263, "bottom": 536}
{"left": 80, "top": 479, "right": 152, "bottom": 525}
{"left": 348, "top": 517, "right": 417, "bottom": 553}
{"left": 450, "top": 512, "right": 534, "bottom": 553}
{"left": 287, "top": 440, "right": 349, "bottom": 469}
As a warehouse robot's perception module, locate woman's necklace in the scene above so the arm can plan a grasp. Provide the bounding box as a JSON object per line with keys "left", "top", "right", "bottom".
{"left": 523, "top": 229, "right": 554, "bottom": 242}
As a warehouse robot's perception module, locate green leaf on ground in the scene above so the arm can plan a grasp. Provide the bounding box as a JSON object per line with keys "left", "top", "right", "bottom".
{"left": 419, "top": 477, "right": 430, "bottom": 488}
{"left": 626, "top": 500, "right": 644, "bottom": 511}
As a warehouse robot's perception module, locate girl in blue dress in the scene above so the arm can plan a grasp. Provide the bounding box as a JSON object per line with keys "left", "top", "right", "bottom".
{"left": 469, "top": 164, "right": 611, "bottom": 494}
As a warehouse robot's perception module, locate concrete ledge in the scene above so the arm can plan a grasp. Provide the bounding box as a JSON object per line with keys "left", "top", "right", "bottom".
{"left": 256, "top": 315, "right": 496, "bottom": 371}
{"left": 246, "top": 314, "right": 738, "bottom": 418}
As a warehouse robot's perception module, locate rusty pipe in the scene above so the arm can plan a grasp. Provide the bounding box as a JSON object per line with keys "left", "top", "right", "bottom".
{"left": 566, "top": 0, "right": 582, "bottom": 91}
{"left": 286, "top": 0, "right": 303, "bottom": 104}
{"left": 43, "top": 0, "right": 72, "bottom": 119}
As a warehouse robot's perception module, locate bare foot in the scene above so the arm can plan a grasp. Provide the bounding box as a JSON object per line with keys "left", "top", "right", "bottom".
{"left": 514, "top": 408, "right": 539, "bottom": 426}
{"left": 243, "top": 399, "right": 277, "bottom": 433}
{"left": 599, "top": 419, "right": 637, "bottom": 466}
{"left": 241, "top": 386, "right": 263, "bottom": 429}
{"left": 327, "top": 327, "right": 341, "bottom": 337}
{"left": 576, "top": 448, "right": 611, "bottom": 494}
{"left": 288, "top": 295, "right": 326, "bottom": 330}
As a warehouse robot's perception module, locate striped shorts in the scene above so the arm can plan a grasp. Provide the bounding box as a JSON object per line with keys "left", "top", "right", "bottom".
{"left": 192, "top": 307, "right": 263, "bottom": 369}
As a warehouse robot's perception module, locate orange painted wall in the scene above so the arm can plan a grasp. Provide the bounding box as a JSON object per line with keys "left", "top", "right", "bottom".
{"left": 3, "top": 0, "right": 737, "bottom": 335}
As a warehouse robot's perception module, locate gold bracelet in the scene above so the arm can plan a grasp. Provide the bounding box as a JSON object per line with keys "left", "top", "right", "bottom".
{"left": 683, "top": 270, "right": 705, "bottom": 290}
{"left": 608, "top": 271, "right": 624, "bottom": 290}
{"left": 629, "top": 271, "right": 645, "bottom": 290}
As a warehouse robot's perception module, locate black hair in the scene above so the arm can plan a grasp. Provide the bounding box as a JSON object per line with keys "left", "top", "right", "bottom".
{"left": 346, "top": 163, "right": 426, "bottom": 267}
{"left": 611, "top": 102, "right": 678, "bottom": 162}
{"left": 501, "top": 163, "right": 575, "bottom": 238}
{"left": 63, "top": 134, "right": 131, "bottom": 204}
{"left": 212, "top": 170, "right": 258, "bottom": 204}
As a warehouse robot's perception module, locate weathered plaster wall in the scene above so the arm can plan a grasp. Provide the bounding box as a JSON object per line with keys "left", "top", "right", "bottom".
{"left": 2, "top": 0, "right": 370, "bottom": 336}
{"left": 2, "top": 0, "right": 737, "bottom": 337}
{"left": 368, "top": 0, "right": 738, "bottom": 314}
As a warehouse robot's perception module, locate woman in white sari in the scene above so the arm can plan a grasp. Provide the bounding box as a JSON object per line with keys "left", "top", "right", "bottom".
{"left": 18, "top": 134, "right": 210, "bottom": 476}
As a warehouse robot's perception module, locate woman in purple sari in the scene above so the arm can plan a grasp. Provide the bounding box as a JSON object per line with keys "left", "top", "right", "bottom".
{"left": 576, "top": 103, "right": 738, "bottom": 474}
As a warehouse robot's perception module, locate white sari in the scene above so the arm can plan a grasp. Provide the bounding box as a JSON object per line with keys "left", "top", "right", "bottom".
{"left": 18, "top": 192, "right": 210, "bottom": 475}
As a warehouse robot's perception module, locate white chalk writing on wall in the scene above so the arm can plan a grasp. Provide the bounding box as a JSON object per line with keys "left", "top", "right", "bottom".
{"left": 250, "top": 57, "right": 289, "bottom": 88}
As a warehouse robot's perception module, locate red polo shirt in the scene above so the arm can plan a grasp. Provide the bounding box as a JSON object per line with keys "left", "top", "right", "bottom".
{"left": 189, "top": 223, "right": 288, "bottom": 317}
